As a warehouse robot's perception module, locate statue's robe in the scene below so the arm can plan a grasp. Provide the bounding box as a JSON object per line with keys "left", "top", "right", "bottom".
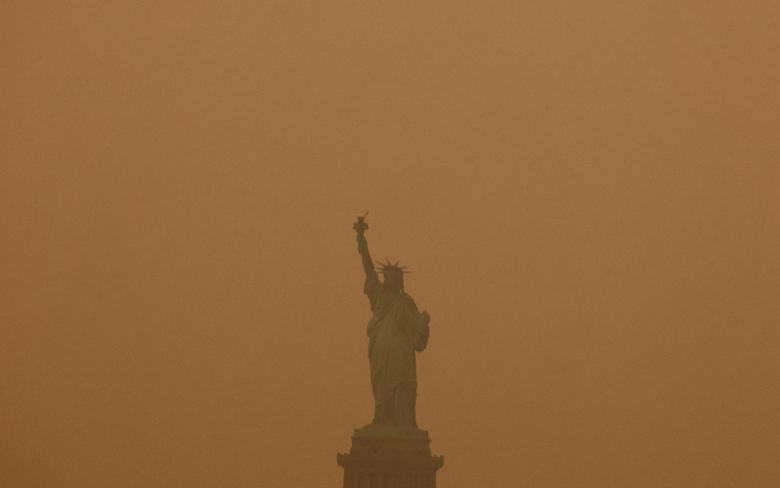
{"left": 364, "top": 274, "right": 429, "bottom": 428}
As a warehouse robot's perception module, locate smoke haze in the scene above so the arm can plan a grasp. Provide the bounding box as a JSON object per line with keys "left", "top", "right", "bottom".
{"left": 2, "top": 2, "right": 779, "bottom": 487}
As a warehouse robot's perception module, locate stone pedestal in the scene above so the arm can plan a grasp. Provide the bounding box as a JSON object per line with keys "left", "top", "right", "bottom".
{"left": 337, "top": 436, "right": 444, "bottom": 488}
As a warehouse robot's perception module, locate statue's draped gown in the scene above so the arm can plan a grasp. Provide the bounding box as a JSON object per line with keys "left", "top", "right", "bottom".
{"left": 364, "top": 273, "right": 430, "bottom": 428}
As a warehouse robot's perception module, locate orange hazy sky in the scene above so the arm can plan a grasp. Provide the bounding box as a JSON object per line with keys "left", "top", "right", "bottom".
{"left": 2, "top": 1, "right": 779, "bottom": 487}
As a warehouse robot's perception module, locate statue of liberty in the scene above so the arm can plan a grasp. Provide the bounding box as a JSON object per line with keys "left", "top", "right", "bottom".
{"left": 353, "top": 215, "right": 431, "bottom": 438}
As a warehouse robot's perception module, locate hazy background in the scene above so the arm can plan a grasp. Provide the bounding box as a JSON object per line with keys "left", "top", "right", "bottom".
{"left": 2, "top": 1, "right": 779, "bottom": 487}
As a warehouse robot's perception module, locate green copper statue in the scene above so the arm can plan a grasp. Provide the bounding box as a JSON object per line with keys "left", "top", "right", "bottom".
{"left": 353, "top": 215, "right": 431, "bottom": 438}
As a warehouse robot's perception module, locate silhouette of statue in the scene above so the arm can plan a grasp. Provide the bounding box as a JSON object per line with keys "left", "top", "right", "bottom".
{"left": 353, "top": 215, "right": 431, "bottom": 438}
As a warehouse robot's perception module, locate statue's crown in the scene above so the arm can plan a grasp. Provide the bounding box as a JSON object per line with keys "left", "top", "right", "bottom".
{"left": 375, "top": 258, "right": 411, "bottom": 274}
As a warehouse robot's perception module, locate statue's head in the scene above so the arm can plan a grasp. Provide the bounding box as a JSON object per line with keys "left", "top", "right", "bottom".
{"left": 377, "top": 259, "right": 409, "bottom": 293}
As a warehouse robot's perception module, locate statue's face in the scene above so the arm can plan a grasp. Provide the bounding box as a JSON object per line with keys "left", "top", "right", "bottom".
{"left": 383, "top": 269, "right": 404, "bottom": 292}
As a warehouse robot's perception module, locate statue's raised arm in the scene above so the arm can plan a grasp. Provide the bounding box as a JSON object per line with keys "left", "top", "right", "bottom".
{"left": 353, "top": 213, "right": 377, "bottom": 281}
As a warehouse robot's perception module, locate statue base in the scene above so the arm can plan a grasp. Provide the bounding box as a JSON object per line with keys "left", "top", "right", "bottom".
{"left": 353, "top": 423, "right": 429, "bottom": 440}
{"left": 337, "top": 434, "right": 444, "bottom": 488}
